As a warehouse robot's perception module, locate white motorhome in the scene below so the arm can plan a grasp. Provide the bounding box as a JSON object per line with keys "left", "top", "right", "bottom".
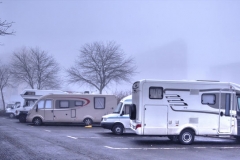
{"left": 5, "top": 102, "right": 21, "bottom": 118}
{"left": 26, "top": 94, "right": 117, "bottom": 126}
{"left": 101, "top": 95, "right": 132, "bottom": 135}
{"left": 17, "top": 89, "right": 67, "bottom": 122}
{"left": 129, "top": 79, "right": 240, "bottom": 145}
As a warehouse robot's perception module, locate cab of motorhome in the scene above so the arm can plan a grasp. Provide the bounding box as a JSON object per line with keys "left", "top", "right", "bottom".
{"left": 130, "top": 79, "right": 240, "bottom": 145}
{"left": 26, "top": 94, "right": 117, "bottom": 126}
{"left": 5, "top": 102, "right": 21, "bottom": 118}
{"left": 101, "top": 95, "right": 132, "bottom": 135}
{"left": 17, "top": 89, "right": 67, "bottom": 122}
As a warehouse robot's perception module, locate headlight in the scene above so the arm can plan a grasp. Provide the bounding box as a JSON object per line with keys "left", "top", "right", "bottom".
{"left": 102, "top": 118, "right": 107, "bottom": 122}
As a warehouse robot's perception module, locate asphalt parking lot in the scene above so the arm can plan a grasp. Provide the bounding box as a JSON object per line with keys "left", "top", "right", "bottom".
{"left": 1, "top": 116, "right": 240, "bottom": 160}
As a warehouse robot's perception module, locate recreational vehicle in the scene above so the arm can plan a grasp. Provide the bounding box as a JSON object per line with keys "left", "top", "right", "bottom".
{"left": 26, "top": 94, "right": 117, "bottom": 126}
{"left": 129, "top": 79, "right": 240, "bottom": 145}
{"left": 17, "top": 89, "right": 67, "bottom": 122}
{"left": 101, "top": 95, "right": 132, "bottom": 135}
{"left": 5, "top": 102, "right": 21, "bottom": 118}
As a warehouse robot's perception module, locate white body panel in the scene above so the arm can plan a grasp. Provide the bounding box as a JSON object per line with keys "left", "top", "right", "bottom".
{"left": 130, "top": 79, "right": 240, "bottom": 138}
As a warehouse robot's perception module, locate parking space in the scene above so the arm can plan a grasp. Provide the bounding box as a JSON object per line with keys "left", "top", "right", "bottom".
{"left": 1, "top": 117, "right": 240, "bottom": 160}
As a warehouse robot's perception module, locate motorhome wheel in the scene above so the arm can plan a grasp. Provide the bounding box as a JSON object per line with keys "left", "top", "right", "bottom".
{"left": 83, "top": 118, "right": 93, "bottom": 126}
{"left": 9, "top": 113, "right": 15, "bottom": 118}
{"left": 33, "top": 117, "right": 42, "bottom": 126}
{"left": 112, "top": 124, "right": 124, "bottom": 135}
{"left": 179, "top": 129, "right": 195, "bottom": 145}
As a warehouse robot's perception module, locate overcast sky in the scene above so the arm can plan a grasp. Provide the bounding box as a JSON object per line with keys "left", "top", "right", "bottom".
{"left": 1, "top": 0, "right": 240, "bottom": 94}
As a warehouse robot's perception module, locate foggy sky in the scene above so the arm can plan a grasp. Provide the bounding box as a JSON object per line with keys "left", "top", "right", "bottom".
{"left": 1, "top": 0, "right": 240, "bottom": 94}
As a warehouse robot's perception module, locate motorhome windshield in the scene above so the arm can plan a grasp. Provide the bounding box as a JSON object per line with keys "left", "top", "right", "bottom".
{"left": 113, "top": 102, "right": 123, "bottom": 113}
{"left": 24, "top": 99, "right": 37, "bottom": 107}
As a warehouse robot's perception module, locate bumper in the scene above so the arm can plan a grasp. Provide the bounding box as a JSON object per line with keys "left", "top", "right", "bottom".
{"left": 26, "top": 116, "right": 31, "bottom": 123}
{"left": 100, "top": 122, "right": 115, "bottom": 130}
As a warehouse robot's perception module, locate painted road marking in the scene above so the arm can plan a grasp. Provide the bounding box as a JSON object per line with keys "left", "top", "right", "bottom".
{"left": 45, "top": 130, "right": 51, "bottom": 132}
{"left": 67, "top": 136, "right": 78, "bottom": 139}
{"left": 104, "top": 146, "right": 240, "bottom": 150}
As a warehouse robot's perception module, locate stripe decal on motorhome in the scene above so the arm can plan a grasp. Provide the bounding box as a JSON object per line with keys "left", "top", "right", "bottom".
{"left": 56, "top": 97, "right": 90, "bottom": 106}
{"left": 169, "top": 106, "right": 219, "bottom": 115}
{"left": 165, "top": 94, "right": 188, "bottom": 106}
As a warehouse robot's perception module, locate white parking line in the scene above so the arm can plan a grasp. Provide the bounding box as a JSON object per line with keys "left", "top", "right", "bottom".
{"left": 67, "top": 136, "right": 78, "bottom": 139}
{"left": 104, "top": 146, "right": 240, "bottom": 150}
{"left": 45, "top": 130, "right": 51, "bottom": 132}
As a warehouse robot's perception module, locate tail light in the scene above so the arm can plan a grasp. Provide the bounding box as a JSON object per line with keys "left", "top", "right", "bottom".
{"left": 136, "top": 124, "right": 141, "bottom": 129}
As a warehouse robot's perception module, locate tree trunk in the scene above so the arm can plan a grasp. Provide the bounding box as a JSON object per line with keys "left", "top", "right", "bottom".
{"left": 0, "top": 88, "right": 5, "bottom": 111}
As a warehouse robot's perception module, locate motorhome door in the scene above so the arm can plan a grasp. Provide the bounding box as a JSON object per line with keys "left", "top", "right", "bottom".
{"left": 144, "top": 105, "right": 168, "bottom": 135}
{"left": 44, "top": 100, "right": 54, "bottom": 121}
{"left": 218, "top": 92, "right": 232, "bottom": 133}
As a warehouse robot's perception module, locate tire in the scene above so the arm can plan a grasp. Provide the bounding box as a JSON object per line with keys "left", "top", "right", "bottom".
{"left": 9, "top": 113, "right": 15, "bottom": 118}
{"left": 83, "top": 118, "right": 93, "bottom": 126}
{"left": 168, "top": 135, "right": 179, "bottom": 142}
{"left": 33, "top": 117, "right": 42, "bottom": 126}
{"left": 112, "top": 124, "right": 124, "bottom": 135}
{"left": 179, "top": 129, "right": 195, "bottom": 145}
{"left": 19, "top": 114, "right": 27, "bottom": 123}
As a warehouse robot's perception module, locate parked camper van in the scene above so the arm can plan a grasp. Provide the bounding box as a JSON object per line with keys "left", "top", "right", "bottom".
{"left": 17, "top": 89, "right": 67, "bottom": 122}
{"left": 26, "top": 94, "right": 117, "bottom": 126}
{"left": 5, "top": 102, "right": 21, "bottom": 118}
{"left": 130, "top": 79, "right": 240, "bottom": 145}
{"left": 101, "top": 95, "right": 132, "bottom": 135}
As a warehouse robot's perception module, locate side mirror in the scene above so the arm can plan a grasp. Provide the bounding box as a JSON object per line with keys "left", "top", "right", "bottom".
{"left": 120, "top": 111, "right": 124, "bottom": 116}
{"left": 36, "top": 105, "right": 38, "bottom": 112}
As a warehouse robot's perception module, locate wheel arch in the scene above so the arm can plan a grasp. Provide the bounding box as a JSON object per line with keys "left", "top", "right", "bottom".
{"left": 180, "top": 127, "right": 196, "bottom": 135}
{"left": 83, "top": 115, "right": 94, "bottom": 122}
{"left": 32, "top": 116, "right": 43, "bottom": 123}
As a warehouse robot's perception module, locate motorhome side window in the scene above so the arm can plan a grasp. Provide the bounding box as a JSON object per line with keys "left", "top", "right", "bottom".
{"left": 237, "top": 97, "right": 240, "bottom": 111}
{"left": 123, "top": 105, "right": 131, "bottom": 114}
{"left": 38, "top": 100, "right": 44, "bottom": 109}
{"left": 24, "top": 91, "right": 35, "bottom": 95}
{"left": 94, "top": 97, "right": 105, "bottom": 109}
{"left": 149, "top": 87, "right": 163, "bottom": 99}
{"left": 201, "top": 94, "right": 216, "bottom": 105}
{"left": 45, "top": 100, "right": 52, "bottom": 109}
{"left": 75, "top": 101, "right": 83, "bottom": 106}
{"left": 59, "top": 101, "right": 69, "bottom": 108}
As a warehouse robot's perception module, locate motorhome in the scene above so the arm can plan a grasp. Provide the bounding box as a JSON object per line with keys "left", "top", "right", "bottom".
{"left": 17, "top": 89, "right": 67, "bottom": 122}
{"left": 26, "top": 94, "right": 117, "bottom": 126}
{"left": 129, "top": 79, "right": 240, "bottom": 145}
{"left": 101, "top": 95, "right": 132, "bottom": 135}
{"left": 5, "top": 102, "right": 21, "bottom": 118}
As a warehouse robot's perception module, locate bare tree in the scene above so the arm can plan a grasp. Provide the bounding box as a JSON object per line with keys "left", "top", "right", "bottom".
{"left": 0, "top": 64, "right": 11, "bottom": 110}
{"left": 0, "top": 19, "right": 14, "bottom": 36}
{"left": 113, "top": 90, "right": 132, "bottom": 103}
{"left": 11, "top": 47, "right": 61, "bottom": 89}
{"left": 67, "top": 41, "right": 137, "bottom": 94}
